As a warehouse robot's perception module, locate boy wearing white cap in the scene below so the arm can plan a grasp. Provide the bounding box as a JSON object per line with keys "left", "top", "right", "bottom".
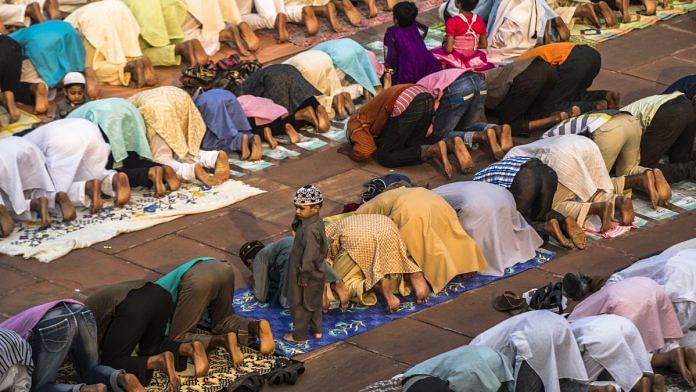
{"left": 284, "top": 185, "right": 328, "bottom": 343}
{"left": 55, "top": 71, "right": 86, "bottom": 119}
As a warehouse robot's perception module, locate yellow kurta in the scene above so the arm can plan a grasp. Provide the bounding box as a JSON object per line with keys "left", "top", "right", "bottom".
{"left": 356, "top": 187, "right": 488, "bottom": 293}
{"left": 332, "top": 252, "right": 411, "bottom": 306}
{"left": 283, "top": 50, "right": 344, "bottom": 118}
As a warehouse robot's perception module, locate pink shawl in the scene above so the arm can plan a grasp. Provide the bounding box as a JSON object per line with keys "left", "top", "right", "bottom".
{"left": 237, "top": 95, "right": 289, "bottom": 126}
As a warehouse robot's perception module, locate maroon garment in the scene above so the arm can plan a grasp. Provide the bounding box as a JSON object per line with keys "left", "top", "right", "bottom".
{"left": 383, "top": 22, "right": 441, "bottom": 84}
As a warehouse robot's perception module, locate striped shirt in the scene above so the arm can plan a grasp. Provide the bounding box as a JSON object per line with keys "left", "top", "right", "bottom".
{"left": 473, "top": 156, "right": 533, "bottom": 188}
{"left": 541, "top": 110, "right": 620, "bottom": 139}
{"left": 0, "top": 328, "right": 33, "bottom": 376}
{"left": 390, "top": 85, "right": 432, "bottom": 117}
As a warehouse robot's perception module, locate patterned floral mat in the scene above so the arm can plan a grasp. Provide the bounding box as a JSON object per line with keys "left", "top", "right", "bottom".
{"left": 234, "top": 249, "right": 556, "bottom": 357}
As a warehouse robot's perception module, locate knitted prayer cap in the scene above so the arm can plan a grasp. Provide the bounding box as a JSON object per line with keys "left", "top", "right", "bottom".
{"left": 294, "top": 185, "right": 323, "bottom": 206}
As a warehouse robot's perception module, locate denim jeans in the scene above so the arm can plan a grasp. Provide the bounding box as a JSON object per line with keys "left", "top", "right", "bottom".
{"left": 431, "top": 71, "right": 487, "bottom": 141}
{"left": 31, "top": 302, "right": 124, "bottom": 392}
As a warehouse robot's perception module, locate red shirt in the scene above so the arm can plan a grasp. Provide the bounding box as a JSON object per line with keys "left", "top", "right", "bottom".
{"left": 445, "top": 13, "right": 487, "bottom": 37}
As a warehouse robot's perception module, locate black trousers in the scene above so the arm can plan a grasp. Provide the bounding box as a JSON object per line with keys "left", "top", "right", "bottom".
{"left": 0, "top": 35, "right": 34, "bottom": 105}
{"left": 249, "top": 117, "right": 286, "bottom": 137}
{"left": 640, "top": 95, "right": 696, "bottom": 182}
{"left": 373, "top": 93, "right": 435, "bottom": 167}
{"left": 288, "top": 96, "right": 321, "bottom": 129}
{"left": 516, "top": 361, "right": 589, "bottom": 392}
{"left": 100, "top": 283, "right": 173, "bottom": 385}
{"left": 101, "top": 125, "right": 159, "bottom": 188}
{"left": 494, "top": 59, "right": 558, "bottom": 136}
{"left": 509, "top": 159, "right": 559, "bottom": 226}
{"left": 543, "top": 45, "right": 607, "bottom": 113}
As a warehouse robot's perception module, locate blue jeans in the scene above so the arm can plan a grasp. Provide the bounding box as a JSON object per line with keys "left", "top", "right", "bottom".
{"left": 431, "top": 71, "right": 488, "bottom": 141}
{"left": 31, "top": 302, "right": 124, "bottom": 392}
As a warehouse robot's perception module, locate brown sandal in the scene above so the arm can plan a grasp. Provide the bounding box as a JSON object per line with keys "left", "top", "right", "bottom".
{"left": 493, "top": 291, "right": 527, "bottom": 313}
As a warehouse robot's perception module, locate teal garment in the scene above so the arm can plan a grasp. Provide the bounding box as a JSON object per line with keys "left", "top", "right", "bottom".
{"left": 10, "top": 21, "right": 85, "bottom": 88}
{"left": 313, "top": 38, "right": 381, "bottom": 95}
{"left": 68, "top": 98, "right": 153, "bottom": 163}
{"left": 403, "top": 345, "right": 515, "bottom": 392}
{"left": 156, "top": 257, "right": 215, "bottom": 306}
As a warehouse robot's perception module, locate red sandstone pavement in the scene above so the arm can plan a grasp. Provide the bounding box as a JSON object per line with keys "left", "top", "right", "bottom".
{"left": 1, "top": 11, "right": 695, "bottom": 392}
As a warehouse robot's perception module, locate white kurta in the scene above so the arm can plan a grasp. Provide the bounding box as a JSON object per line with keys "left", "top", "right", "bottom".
{"left": 487, "top": 0, "right": 547, "bottom": 65}
{"left": 0, "top": 136, "right": 55, "bottom": 219}
{"left": 283, "top": 50, "right": 345, "bottom": 118}
{"left": 433, "top": 181, "right": 542, "bottom": 276}
{"left": 506, "top": 134, "right": 614, "bottom": 202}
{"left": 471, "top": 310, "right": 589, "bottom": 392}
{"left": 22, "top": 118, "right": 116, "bottom": 207}
{"left": 570, "top": 315, "right": 653, "bottom": 391}
{"left": 0, "top": 0, "right": 47, "bottom": 27}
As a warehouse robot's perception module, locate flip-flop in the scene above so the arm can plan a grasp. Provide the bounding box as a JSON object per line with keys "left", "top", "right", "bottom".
{"left": 493, "top": 291, "right": 527, "bottom": 312}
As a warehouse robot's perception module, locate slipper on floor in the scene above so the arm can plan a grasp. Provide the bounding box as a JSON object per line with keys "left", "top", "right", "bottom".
{"left": 562, "top": 273, "right": 589, "bottom": 300}
{"left": 493, "top": 291, "right": 527, "bottom": 312}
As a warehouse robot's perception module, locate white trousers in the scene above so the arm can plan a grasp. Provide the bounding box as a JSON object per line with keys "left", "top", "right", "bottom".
{"left": 238, "top": 0, "right": 285, "bottom": 29}
{"left": 68, "top": 171, "right": 116, "bottom": 208}
{"left": 182, "top": 13, "right": 221, "bottom": 56}
{"left": 149, "top": 134, "right": 220, "bottom": 182}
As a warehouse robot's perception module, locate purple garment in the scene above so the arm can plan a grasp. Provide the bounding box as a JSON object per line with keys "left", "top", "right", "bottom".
{"left": 383, "top": 22, "right": 441, "bottom": 85}
{"left": 0, "top": 300, "right": 83, "bottom": 340}
{"left": 195, "top": 89, "right": 253, "bottom": 154}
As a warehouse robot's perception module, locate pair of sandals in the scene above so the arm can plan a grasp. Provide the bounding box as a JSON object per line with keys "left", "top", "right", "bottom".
{"left": 493, "top": 282, "right": 565, "bottom": 315}
{"left": 562, "top": 272, "right": 606, "bottom": 300}
{"left": 265, "top": 360, "right": 306, "bottom": 386}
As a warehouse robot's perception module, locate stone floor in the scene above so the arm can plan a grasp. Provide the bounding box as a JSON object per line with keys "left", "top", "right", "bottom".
{"left": 1, "top": 10, "right": 696, "bottom": 392}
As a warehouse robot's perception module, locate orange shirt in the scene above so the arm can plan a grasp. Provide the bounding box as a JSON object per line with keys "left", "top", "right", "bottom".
{"left": 516, "top": 43, "right": 578, "bottom": 65}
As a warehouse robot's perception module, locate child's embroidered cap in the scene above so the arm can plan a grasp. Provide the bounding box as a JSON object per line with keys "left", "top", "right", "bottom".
{"left": 63, "top": 72, "right": 86, "bottom": 86}
{"left": 294, "top": 185, "right": 323, "bottom": 206}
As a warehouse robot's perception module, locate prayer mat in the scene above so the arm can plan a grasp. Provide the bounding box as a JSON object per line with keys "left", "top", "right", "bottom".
{"left": 0, "top": 180, "right": 265, "bottom": 262}
{"left": 234, "top": 249, "right": 556, "bottom": 357}
{"left": 0, "top": 107, "right": 42, "bottom": 135}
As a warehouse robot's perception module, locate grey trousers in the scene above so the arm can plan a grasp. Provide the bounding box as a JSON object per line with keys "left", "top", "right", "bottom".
{"left": 291, "top": 305, "right": 322, "bottom": 341}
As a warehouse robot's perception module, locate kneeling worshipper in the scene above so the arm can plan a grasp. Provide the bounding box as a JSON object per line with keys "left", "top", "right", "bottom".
{"left": 233, "top": 64, "right": 330, "bottom": 133}
{"left": 346, "top": 84, "right": 454, "bottom": 178}
{"left": 0, "top": 300, "right": 146, "bottom": 392}
{"left": 0, "top": 328, "right": 33, "bottom": 391}
{"left": 359, "top": 345, "right": 515, "bottom": 392}
{"left": 194, "top": 89, "right": 262, "bottom": 161}
{"left": 473, "top": 157, "right": 587, "bottom": 249}
{"left": 64, "top": 0, "right": 157, "bottom": 89}
{"left": 355, "top": 187, "right": 488, "bottom": 294}
{"left": 23, "top": 118, "right": 131, "bottom": 214}
{"left": 433, "top": 181, "right": 543, "bottom": 276}
{"left": 129, "top": 86, "right": 230, "bottom": 187}
{"left": 470, "top": 310, "right": 604, "bottom": 392}
{"left": 569, "top": 315, "right": 661, "bottom": 392}
{"left": 68, "top": 98, "right": 181, "bottom": 198}
{"left": 0, "top": 136, "right": 76, "bottom": 237}
{"left": 505, "top": 134, "right": 639, "bottom": 233}
{"left": 622, "top": 92, "right": 696, "bottom": 184}
{"left": 545, "top": 0, "right": 616, "bottom": 29}
{"left": 0, "top": 34, "right": 49, "bottom": 121}
{"left": 121, "top": 0, "right": 209, "bottom": 67}
{"left": 237, "top": 94, "right": 300, "bottom": 148}
{"left": 325, "top": 214, "right": 427, "bottom": 312}
{"left": 313, "top": 38, "right": 382, "bottom": 100}
{"left": 283, "top": 50, "right": 355, "bottom": 120}
{"left": 85, "top": 281, "right": 182, "bottom": 390}
{"left": 664, "top": 75, "right": 696, "bottom": 99}
{"left": 569, "top": 277, "right": 696, "bottom": 387}
{"left": 156, "top": 257, "right": 276, "bottom": 368}
{"left": 239, "top": 235, "right": 347, "bottom": 311}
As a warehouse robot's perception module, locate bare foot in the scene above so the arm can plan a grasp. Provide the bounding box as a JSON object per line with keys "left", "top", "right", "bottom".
{"left": 653, "top": 348, "right": 694, "bottom": 387}
{"left": 2, "top": 91, "right": 20, "bottom": 123}
{"left": 554, "top": 17, "right": 571, "bottom": 42}
{"left": 239, "top": 22, "right": 259, "bottom": 52}
{"left": 545, "top": 218, "right": 573, "bottom": 248}
{"left": 342, "top": 92, "right": 355, "bottom": 115}
{"left": 452, "top": 137, "right": 474, "bottom": 173}
{"left": 125, "top": 58, "right": 146, "bottom": 88}
{"left": 147, "top": 352, "right": 179, "bottom": 392}
{"left": 497, "top": 124, "right": 513, "bottom": 154}
{"left": 589, "top": 385, "right": 616, "bottom": 392}
{"left": 325, "top": 2, "right": 343, "bottom": 33}
{"left": 26, "top": 2, "right": 47, "bottom": 24}
{"left": 364, "top": 0, "right": 378, "bottom": 17}
{"left": 606, "top": 91, "right": 621, "bottom": 109}
{"left": 194, "top": 163, "right": 221, "bottom": 187}
{"left": 424, "top": 141, "right": 452, "bottom": 179}
{"left": 333, "top": 93, "right": 347, "bottom": 120}
{"left": 148, "top": 166, "right": 166, "bottom": 197}
{"left": 263, "top": 127, "right": 278, "bottom": 149}
{"left": 644, "top": 0, "right": 657, "bottom": 14}
{"left": 661, "top": 0, "right": 670, "bottom": 9}
{"left": 563, "top": 217, "right": 587, "bottom": 249}
{"left": 84, "top": 68, "right": 100, "bottom": 100}
{"left": 332, "top": 280, "right": 350, "bottom": 310}
{"left": 294, "top": 105, "right": 319, "bottom": 128}
{"left": 620, "top": 0, "right": 631, "bottom": 22}
{"left": 85, "top": 179, "right": 103, "bottom": 214}
{"left": 225, "top": 332, "right": 245, "bottom": 366}
{"left": 162, "top": 165, "right": 180, "bottom": 192}
{"left": 485, "top": 127, "right": 504, "bottom": 160}
{"left": 220, "top": 25, "right": 250, "bottom": 57}
{"left": 276, "top": 13, "right": 289, "bottom": 43}
{"left": 339, "top": 0, "right": 362, "bottom": 26}
{"left": 45, "top": 0, "right": 61, "bottom": 19}
{"left": 598, "top": 1, "right": 617, "bottom": 27}
{"left": 0, "top": 206, "right": 15, "bottom": 238}
{"left": 113, "top": 172, "right": 131, "bottom": 206}
{"left": 175, "top": 39, "right": 209, "bottom": 67}
{"left": 117, "top": 373, "right": 145, "bottom": 392}
{"left": 249, "top": 135, "right": 263, "bottom": 161}
{"left": 258, "top": 319, "right": 276, "bottom": 355}
{"left": 283, "top": 333, "right": 307, "bottom": 344}
{"left": 241, "top": 133, "right": 251, "bottom": 160}
{"left": 576, "top": 3, "right": 602, "bottom": 27}
{"left": 302, "top": 6, "right": 319, "bottom": 36}
{"left": 30, "top": 197, "right": 51, "bottom": 229}
{"left": 683, "top": 347, "right": 696, "bottom": 388}
{"left": 179, "top": 341, "right": 209, "bottom": 378}
{"left": 285, "top": 123, "right": 301, "bottom": 144}
{"left": 375, "top": 278, "right": 401, "bottom": 312}
{"left": 595, "top": 100, "right": 608, "bottom": 110}
{"left": 55, "top": 192, "right": 76, "bottom": 221}
{"left": 386, "top": 0, "right": 398, "bottom": 10}
{"left": 313, "top": 332, "right": 322, "bottom": 339}
{"left": 652, "top": 168, "right": 672, "bottom": 207}
{"left": 214, "top": 151, "right": 230, "bottom": 182}
{"left": 590, "top": 201, "right": 613, "bottom": 232}
{"left": 615, "top": 196, "right": 635, "bottom": 226}
{"left": 628, "top": 171, "right": 658, "bottom": 209}
{"left": 316, "top": 105, "right": 330, "bottom": 132}
{"left": 382, "top": 70, "right": 393, "bottom": 89}
{"left": 80, "top": 384, "right": 107, "bottom": 392}
{"left": 406, "top": 271, "right": 430, "bottom": 304}
{"left": 32, "top": 82, "right": 48, "bottom": 115}
{"left": 652, "top": 374, "right": 666, "bottom": 392}
{"left": 631, "top": 376, "right": 651, "bottom": 392}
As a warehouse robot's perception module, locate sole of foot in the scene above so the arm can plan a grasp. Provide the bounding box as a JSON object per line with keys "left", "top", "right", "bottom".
{"left": 250, "top": 135, "right": 263, "bottom": 161}
{"left": 148, "top": 166, "right": 166, "bottom": 197}
{"left": 285, "top": 123, "right": 301, "bottom": 144}
{"left": 342, "top": 0, "right": 362, "bottom": 26}
{"left": 241, "top": 133, "right": 251, "bottom": 160}
{"left": 263, "top": 127, "right": 278, "bottom": 150}
{"left": 652, "top": 169, "right": 671, "bottom": 207}
{"left": 85, "top": 179, "right": 103, "bottom": 214}
{"left": 56, "top": 191, "right": 76, "bottom": 221}
{"left": 563, "top": 218, "right": 587, "bottom": 249}
{"left": 453, "top": 137, "right": 474, "bottom": 173}
{"left": 162, "top": 165, "right": 181, "bottom": 192}
{"left": 432, "top": 140, "right": 452, "bottom": 179}
{"left": 0, "top": 206, "right": 14, "bottom": 238}
{"left": 316, "top": 105, "right": 331, "bottom": 132}
{"left": 407, "top": 271, "right": 430, "bottom": 304}
{"left": 214, "top": 151, "right": 231, "bottom": 182}
{"left": 615, "top": 196, "right": 635, "bottom": 226}
{"left": 194, "top": 164, "right": 221, "bottom": 187}
{"left": 283, "top": 333, "right": 307, "bottom": 344}
{"left": 276, "top": 12, "right": 289, "bottom": 43}
{"left": 486, "top": 127, "right": 504, "bottom": 160}
{"left": 598, "top": 1, "right": 617, "bottom": 26}
{"left": 498, "top": 124, "right": 513, "bottom": 153}
{"left": 239, "top": 22, "right": 260, "bottom": 52}
{"left": 160, "top": 351, "right": 180, "bottom": 392}
{"left": 545, "top": 218, "right": 573, "bottom": 248}
{"left": 258, "top": 320, "right": 276, "bottom": 355}
{"left": 117, "top": 373, "right": 145, "bottom": 392}
{"left": 303, "top": 6, "right": 320, "bottom": 36}
{"left": 342, "top": 92, "right": 355, "bottom": 114}
{"left": 113, "top": 172, "right": 131, "bottom": 206}
{"left": 226, "top": 332, "right": 246, "bottom": 366}
{"left": 34, "top": 83, "right": 49, "bottom": 115}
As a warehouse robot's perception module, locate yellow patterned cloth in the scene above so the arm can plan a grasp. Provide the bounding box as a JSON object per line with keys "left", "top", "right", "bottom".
{"left": 326, "top": 214, "right": 421, "bottom": 290}
{"left": 129, "top": 86, "right": 207, "bottom": 159}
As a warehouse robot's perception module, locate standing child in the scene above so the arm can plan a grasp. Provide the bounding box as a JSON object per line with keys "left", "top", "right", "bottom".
{"left": 383, "top": 2, "right": 441, "bottom": 85}
{"left": 284, "top": 185, "right": 328, "bottom": 343}
{"left": 431, "top": 0, "right": 493, "bottom": 71}
{"left": 55, "top": 72, "right": 87, "bottom": 118}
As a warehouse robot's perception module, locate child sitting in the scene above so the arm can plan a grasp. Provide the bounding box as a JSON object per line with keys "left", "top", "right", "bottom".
{"left": 431, "top": 0, "right": 493, "bottom": 71}
{"left": 55, "top": 72, "right": 87, "bottom": 119}
{"left": 383, "top": 2, "right": 441, "bottom": 84}
{"left": 284, "top": 185, "right": 328, "bottom": 343}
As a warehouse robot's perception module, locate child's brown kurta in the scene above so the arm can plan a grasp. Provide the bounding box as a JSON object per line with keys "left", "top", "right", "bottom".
{"left": 287, "top": 214, "right": 328, "bottom": 312}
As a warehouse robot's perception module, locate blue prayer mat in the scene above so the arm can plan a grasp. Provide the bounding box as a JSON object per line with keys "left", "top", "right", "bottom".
{"left": 234, "top": 249, "right": 556, "bottom": 357}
